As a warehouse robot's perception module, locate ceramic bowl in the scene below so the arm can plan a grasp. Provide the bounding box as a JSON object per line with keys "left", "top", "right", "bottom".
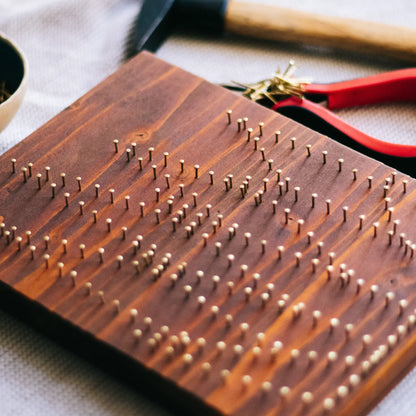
{"left": 0, "top": 32, "right": 28, "bottom": 132}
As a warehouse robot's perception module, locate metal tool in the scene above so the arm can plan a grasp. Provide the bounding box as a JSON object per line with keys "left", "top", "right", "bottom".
{"left": 125, "top": 0, "right": 416, "bottom": 62}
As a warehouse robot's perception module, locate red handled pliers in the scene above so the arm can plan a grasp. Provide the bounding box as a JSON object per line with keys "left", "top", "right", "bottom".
{"left": 228, "top": 69, "right": 416, "bottom": 177}
{"left": 272, "top": 69, "right": 416, "bottom": 177}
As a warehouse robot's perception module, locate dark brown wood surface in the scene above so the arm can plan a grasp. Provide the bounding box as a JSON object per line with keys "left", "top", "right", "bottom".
{"left": 1, "top": 52, "right": 416, "bottom": 416}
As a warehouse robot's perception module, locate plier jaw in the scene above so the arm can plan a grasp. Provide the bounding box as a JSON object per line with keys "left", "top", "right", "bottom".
{"left": 229, "top": 66, "right": 416, "bottom": 177}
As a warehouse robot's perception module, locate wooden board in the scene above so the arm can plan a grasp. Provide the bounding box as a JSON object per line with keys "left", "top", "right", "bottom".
{"left": 1, "top": 51, "right": 416, "bottom": 416}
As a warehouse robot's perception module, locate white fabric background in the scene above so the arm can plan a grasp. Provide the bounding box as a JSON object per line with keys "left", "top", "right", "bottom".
{"left": 0, "top": 0, "right": 416, "bottom": 415}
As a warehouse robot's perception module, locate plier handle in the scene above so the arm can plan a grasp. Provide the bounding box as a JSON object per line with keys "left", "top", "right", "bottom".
{"left": 272, "top": 69, "right": 416, "bottom": 176}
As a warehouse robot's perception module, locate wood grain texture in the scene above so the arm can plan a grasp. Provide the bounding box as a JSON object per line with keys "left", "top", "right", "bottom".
{"left": 226, "top": 0, "right": 416, "bottom": 62}
{"left": 1, "top": 52, "right": 416, "bottom": 416}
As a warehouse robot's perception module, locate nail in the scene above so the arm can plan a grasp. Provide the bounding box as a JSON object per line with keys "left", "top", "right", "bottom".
{"left": 70, "top": 270, "right": 77, "bottom": 286}
{"left": 359, "top": 215, "right": 365, "bottom": 230}
{"left": 317, "top": 241, "right": 324, "bottom": 255}
{"left": 311, "top": 193, "right": 317, "bottom": 208}
{"left": 277, "top": 245, "right": 284, "bottom": 260}
{"left": 246, "top": 126, "right": 253, "bottom": 142}
{"left": 54, "top": 262, "right": 64, "bottom": 279}
{"left": 388, "top": 230, "right": 394, "bottom": 245}
{"left": 263, "top": 178, "right": 269, "bottom": 192}
{"left": 224, "top": 178, "right": 229, "bottom": 192}
{"left": 284, "top": 208, "right": 290, "bottom": 224}
{"left": 171, "top": 217, "right": 178, "bottom": 232}
{"left": 60, "top": 238, "right": 68, "bottom": 254}
{"left": 21, "top": 167, "right": 27, "bottom": 183}
{"left": 370, "top": 284, "right": 379, "bottom": 300}
{"left": 385, "top": 292, "right": 394, "bottom": 308}
{"left": 285, "top": 177, "right": 290, "bottom": 192}
{"left": 226, "top": 109, "right": 232, "bottom": 124}
{"left": 326, "top": 199, "right": 331, "bottom": 215}
{"left": 343, "top": 206, "right": 348, "bottom": 222}
{"left": 295, "top": 252, "right": 301, "bottom": 267}
{"left": 403, "top": 179, "right": 408, "bottom": 193}
{"left": 154, "top": 209, "right": 161, "bottom": 224}
{"left": 373, "top": 222, "right": 379, "bottom": 238}
{"left": 388, "top": 207, "right": 394, "bottom": 221}
{"left": 43, "top": 254, "right": 50, "bottom": 269}
{"left": 312, "top": 310, "right": 322, "bottom": 327}
{"left": 297, "top": 219, "right": 304, "bottom": 234}
{"left": 275, "top": 131, "right": 280, "bottom": 143}
{"left": 311, "top": 258, "right": 319, "bottom": 273}
{"left": 209, "top": 170, "right": 214, "bottom": 185}
{"left": 355, "top": 278, "right": 364, "bottom": 294}
{"left": 26, "top": 230, "right": 31, "bottom": 244}
{"left": 79, "top": 244, "right": 85, "bottom": 259}
{"left": 16, "top": 236, "right": 22, "bottom": 251}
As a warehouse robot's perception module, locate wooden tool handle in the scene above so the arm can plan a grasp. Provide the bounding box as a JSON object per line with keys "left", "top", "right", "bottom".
{"left": 225, "top": 1, "right": 416, "bottom": 62}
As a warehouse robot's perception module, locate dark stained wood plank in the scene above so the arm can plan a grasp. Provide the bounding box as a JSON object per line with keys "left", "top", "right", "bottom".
{"left": 0, "top": 51, "right": 416, "bottom": 416}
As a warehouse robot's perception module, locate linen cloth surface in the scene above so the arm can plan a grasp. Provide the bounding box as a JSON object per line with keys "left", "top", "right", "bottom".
{"left": 0, "top": 0, "right": 416, "bottom": 414}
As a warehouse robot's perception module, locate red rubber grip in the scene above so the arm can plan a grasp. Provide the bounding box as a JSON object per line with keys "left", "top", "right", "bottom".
{"left": 305, "top": 68, "right": 416, "bottom": 110}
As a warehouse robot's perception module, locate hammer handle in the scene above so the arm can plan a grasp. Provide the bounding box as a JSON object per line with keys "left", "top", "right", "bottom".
{"left": 225, "top": 1, "right": 416, "bottom": 62}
